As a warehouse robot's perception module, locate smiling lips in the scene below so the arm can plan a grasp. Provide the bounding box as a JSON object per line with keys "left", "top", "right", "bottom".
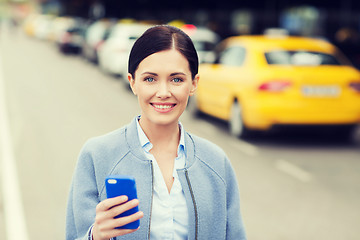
{"left": 151, "top": 103, "right": 176, "bottom": 113}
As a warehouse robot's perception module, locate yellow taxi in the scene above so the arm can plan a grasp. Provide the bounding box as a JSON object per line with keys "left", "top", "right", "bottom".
{"left": 189, "top": 35, "right": 360, "bottom": 138}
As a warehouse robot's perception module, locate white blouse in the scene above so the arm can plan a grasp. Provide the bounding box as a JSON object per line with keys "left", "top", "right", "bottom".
{"left": 136, "top": 119, "right": 188, "bottom": 240}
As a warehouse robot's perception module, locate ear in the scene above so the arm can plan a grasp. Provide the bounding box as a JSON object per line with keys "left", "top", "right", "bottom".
{"left": 128, "top": 73, "right": 137, "bottom": 95}
{"left": 189, "top": 74, "right": 199, "bottom": 96}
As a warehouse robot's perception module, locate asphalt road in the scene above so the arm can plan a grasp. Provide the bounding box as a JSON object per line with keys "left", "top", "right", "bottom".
{"left": 1, "top": 27, "right": 360, "bottom": 240}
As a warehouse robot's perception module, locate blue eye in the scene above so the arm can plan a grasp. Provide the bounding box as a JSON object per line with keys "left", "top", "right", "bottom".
{"left": 172, "top": 78, "right": 183, "bottom": 83}
{"left": 144, "top": 77, "right": 155, "bottom": 82}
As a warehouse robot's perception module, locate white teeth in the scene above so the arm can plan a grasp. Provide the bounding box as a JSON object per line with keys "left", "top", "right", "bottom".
{"left": 153, "top": 104, "right": 173, "bottom": 109}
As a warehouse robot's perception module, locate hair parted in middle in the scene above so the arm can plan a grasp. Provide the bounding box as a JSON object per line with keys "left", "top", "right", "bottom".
{"left": 128, "top": 25, "right": 199, "bottom": 79}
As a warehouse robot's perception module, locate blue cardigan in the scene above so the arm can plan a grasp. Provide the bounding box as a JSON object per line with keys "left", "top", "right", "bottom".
{"left": 66, "top": 117, "right": 247, "bottom": 240}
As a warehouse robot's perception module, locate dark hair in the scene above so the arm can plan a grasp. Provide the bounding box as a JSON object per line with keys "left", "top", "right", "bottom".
{"left": 128, "top": 25, "right": 199, "bottom": 79}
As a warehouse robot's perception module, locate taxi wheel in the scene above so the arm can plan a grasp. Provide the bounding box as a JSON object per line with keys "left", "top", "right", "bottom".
{"left": 229, "top": 101, "right": 250, "bottom": 138}
{"left": 187, "top": 95, "right": 201, "bottom": 117}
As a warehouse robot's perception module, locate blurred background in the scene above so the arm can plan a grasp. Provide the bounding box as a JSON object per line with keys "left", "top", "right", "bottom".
{"left": 0, "top": 0, "right": 360, "bottom": 240}
{"left": 2, "top": 0, "right": 360, "bottom": 66}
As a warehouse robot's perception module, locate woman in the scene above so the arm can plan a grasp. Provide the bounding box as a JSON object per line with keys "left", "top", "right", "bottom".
{"left": 66, "top": 25, "right": 247, "bottom": 240}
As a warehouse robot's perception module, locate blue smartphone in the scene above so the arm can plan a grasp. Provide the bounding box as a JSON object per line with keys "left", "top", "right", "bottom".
{"left": 105, "top": 175, "right": 140, "bottom": 229}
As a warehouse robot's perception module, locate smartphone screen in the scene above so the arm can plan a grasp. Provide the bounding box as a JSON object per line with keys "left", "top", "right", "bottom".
{"left": 105, "top": 175, "right": 140, "bottom": 229}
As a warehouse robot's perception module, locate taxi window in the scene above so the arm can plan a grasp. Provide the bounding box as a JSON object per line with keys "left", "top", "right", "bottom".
{"left": 219, "top": 46, "right": 246, "bottom": 66}
{"left": 265, "top": 51, "right": 342, "bottom": 66}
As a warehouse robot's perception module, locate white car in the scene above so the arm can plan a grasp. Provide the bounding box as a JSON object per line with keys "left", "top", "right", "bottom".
{"left": 97, "top": 23, "right": 153, "bottom": 80}
{"left": 49, "top": 16, "right": 77, "bottom": 43}
{"left": 82, "top": 19, "right": 116, "bottom": 63}
{"left": 181, "top": 25, "right": 220, "bottom": 63}
{"left": 33, "top": 14, "right": 55, "bottom": 40}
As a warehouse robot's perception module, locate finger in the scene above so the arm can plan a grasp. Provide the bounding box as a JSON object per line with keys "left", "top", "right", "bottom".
{"left": 107, "top": 227, "right": 139, "bottom": 238}
{"left": 97, "top": 195, "right": 128, "bottom": 212}
{"left": 96, "top": 210, "right": 143, "bottom": 234}
{"left": 94, "top": 227, "right": 138, "bottom": 240}
{"left": 109, "top": 199, "right": 140, "bottom": 218}
{"left": 111, "top": 211, "right": 144, "bottom": 230}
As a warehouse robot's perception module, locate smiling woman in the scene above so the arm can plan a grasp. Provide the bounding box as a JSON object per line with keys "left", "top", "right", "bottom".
{"left": 66, "top": 25, "right": 247, "bottom": 240}
{"left": 128, "top": 49, "right": 197, "bottom": 128}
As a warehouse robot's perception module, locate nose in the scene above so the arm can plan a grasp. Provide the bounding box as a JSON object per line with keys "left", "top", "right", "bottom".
{"left": 156, "top": 81, "right": 171, "bottom": 99}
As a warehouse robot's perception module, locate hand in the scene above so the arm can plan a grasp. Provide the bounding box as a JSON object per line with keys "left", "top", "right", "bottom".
{"left": 92, "top": 195, "right": 144, "bottom": 240}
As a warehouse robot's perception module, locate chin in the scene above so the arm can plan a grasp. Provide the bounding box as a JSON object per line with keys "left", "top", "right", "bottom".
{"left": 148, "top": 114, "right": 181, "bottom": 126}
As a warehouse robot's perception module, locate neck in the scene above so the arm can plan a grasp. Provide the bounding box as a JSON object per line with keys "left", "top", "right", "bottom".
{"left": 139, "top": 118, "right": 180, "bottom": 146}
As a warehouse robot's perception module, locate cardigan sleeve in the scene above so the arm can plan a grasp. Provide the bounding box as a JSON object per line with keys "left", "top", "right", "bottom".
{"left": 224, "top": 156, "right": 247, "bottom": 240}
{"left": 66, "top": 140, "right": 100, "bottom": 240}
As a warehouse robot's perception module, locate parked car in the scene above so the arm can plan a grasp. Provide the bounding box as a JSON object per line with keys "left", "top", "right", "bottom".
{"left": 189, "top": 35, "right": 360, "bottom": 138}
{"left": 181, "top": 24, "right": 220, "bottom": 63}
{"left": 82, "top": 18, "right": 117, "bottom": 63}
{"left": 33, "top": 14, "right": 55, "bottom": 40}
{"left": 23, "top": 14, "right": 40, "bottom": 37}
{"left": 97, "top": 22, "right": 153, "bottom": 79}
{"left": 57, "top": 18, "right": 88, "bottom": 54}
{"left": 47, "top": 16, "right": 75, "bottom": 42}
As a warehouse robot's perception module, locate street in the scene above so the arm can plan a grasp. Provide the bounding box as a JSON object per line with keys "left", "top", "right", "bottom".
{"left": 1, "top": 28, "right": 360, "bottom": 240}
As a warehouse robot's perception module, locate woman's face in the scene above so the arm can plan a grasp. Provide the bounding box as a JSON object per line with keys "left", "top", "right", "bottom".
{"left": 128, "top": 49, "right": 198, "bottom": 128}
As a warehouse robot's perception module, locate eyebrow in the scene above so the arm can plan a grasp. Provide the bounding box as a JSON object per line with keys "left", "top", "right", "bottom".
{"left": 141, "top": 72, "right": 186, "bottom": 76}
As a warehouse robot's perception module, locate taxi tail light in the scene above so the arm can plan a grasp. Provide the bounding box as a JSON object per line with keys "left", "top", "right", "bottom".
{"left": 258, "top": 81, "right": 292, "bottom": 92}
{"left": 60, "top": 32, "right": 70, "bottom": 43}
{"left": 181, "top": 24, "right": 197, "bottom": 36}
{"left": 349, "top": 82, "right": 360, "bottom": 92}
{"left": 95, "top": 40, "right": 104, "bottom": 50}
